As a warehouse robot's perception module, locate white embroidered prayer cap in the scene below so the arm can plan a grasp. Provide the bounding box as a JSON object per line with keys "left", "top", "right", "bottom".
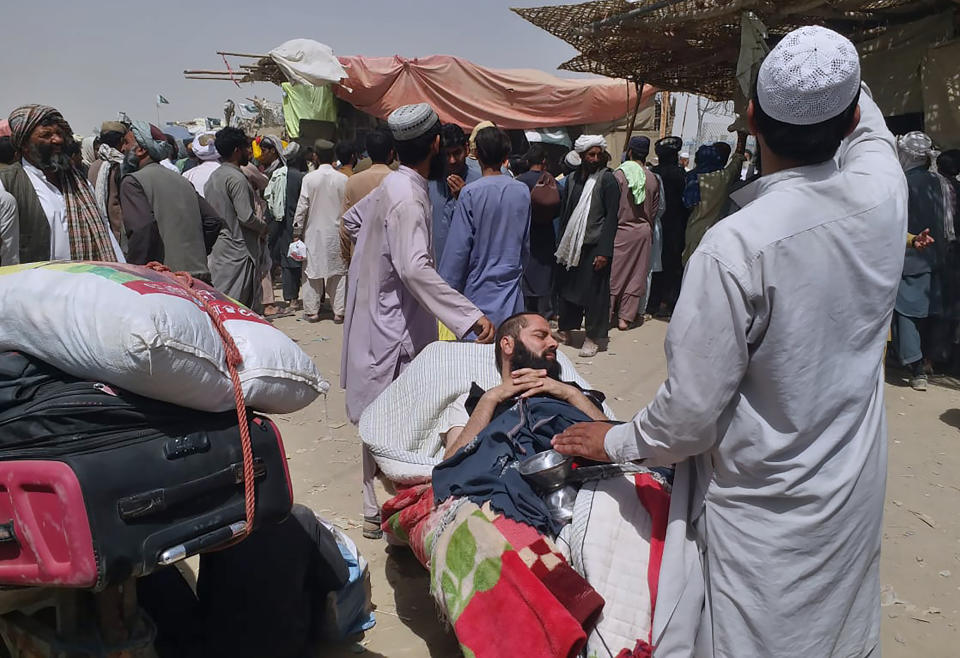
{"left": 757, "top": 25, "right": 861, "bottom": 126}
{"left": 387, "top": 103, "right": 439, "bottom": 141}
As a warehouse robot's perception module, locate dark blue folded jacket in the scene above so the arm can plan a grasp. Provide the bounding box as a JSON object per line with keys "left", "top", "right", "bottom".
{"left": 432, "top": 394, "right": 594, "bottom": 535}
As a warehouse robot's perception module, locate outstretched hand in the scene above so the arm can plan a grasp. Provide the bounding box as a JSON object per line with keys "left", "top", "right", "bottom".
{"left": 551, "top": 421, "right": 614, "bottom": 462}
{"left": 913, "top": 228, "right": 934, "bottom": 250}
{"left": 472, "top": 316, "right": 495, "bottom": 343}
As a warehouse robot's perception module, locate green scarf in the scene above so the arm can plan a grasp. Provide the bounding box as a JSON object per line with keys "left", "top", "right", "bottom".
{"left": 617, "top": 160, "right": 646, "bottom": 205}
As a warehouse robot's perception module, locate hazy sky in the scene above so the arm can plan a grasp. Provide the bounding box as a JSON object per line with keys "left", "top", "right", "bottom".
{"left": 2, "top": 0, "right": 583, "bottom": 134}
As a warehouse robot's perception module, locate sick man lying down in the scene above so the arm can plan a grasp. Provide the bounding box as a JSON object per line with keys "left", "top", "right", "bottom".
{"left": 431, "top": 312, "right": 611, "bottom": 535}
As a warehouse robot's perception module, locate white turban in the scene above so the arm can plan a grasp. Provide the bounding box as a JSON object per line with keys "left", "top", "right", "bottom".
{"left": 192, "top": 132, "right": 219, "bottom": 161}
{"left": 564, "top": 150, "right": 581, "bottom": 168}
{"left": 898, "top": 131, "right": 933, "bottom": 171}
{"left": 574, "top": 135, "right": 607, "bottom": 154}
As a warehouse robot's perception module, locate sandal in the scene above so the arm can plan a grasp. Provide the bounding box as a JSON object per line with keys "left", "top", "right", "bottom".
{"left": 363, "top": 514, "right": 383, "bottom": 540}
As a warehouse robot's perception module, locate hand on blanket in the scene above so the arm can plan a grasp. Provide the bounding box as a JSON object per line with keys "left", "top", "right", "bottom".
{"left": 552, "top": 421, "right": 614, "bottom": 462}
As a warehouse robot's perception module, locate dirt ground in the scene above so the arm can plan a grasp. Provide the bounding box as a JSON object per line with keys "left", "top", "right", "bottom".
{"left": 269, "top": 312, "right": 959, "bottom": 657}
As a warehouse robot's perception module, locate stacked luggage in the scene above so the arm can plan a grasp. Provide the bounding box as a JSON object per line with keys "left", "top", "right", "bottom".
{"left": 0, "top": 262, "right": 329, "bottom": 589}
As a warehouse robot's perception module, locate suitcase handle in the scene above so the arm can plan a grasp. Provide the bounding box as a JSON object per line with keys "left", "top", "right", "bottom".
{"left": 117, "top": 459, "right": 266, "bottom": 521}
{"left": 157, "top": 521, "right": 247, "bottom": 566}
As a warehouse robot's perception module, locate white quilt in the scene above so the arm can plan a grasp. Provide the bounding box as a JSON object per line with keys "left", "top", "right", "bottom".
{"left": 559, "top": 474, "right": 669, "bottom": 658}
{"left": 358, "top": 341, "right": 613, "bottom": 483}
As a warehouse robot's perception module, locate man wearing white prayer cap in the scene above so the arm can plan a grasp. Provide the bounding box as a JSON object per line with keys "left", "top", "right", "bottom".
{"left": 340, "top": 102, "right": 494, "bottom": 538}
{"left": 553, "top": 25, "right": 907, "bottom": 657}
{"left": 554, "top": 133, "right": 620, "bottom": 356}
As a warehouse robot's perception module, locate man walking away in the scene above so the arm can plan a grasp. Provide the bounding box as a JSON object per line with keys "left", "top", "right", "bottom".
{"left": 554, "top": 27, "right": 907, "bottom": 658}
{"left": 336, "top": 141, "right": 358, "bottom": 178}
{"left": 647, "top": 136, "right": 688, "bottom": 315}
{"left": 294, "top": 140, "right": 348, "bottom": 323}
{"left": 276, "top": 145, "right": 307, "bottom": 311}
{"left": 341, "top": 103, "right": 494, "bottom": 537}
{"left": 515, "top": 144, "right": 560, "bottom": 317}
{"left": 205, "top": 127, "right": 267, "bottom": 311}
{"left": 119, "top": 122, "right": 221, "bottom": 281}
{"left": 438, "top": 126, "right": 530, "bottom": 329}
{"left": 340, "top": 129, "right": 394, "bottom": 265}
{"left": 892, "top": 131, "right": 946, "bottom": 391}
{"left": 555, "top": 135, "right": 619, "bottom": 357}
{"left": 610, "top": 136, "right": 661, "bottom": 330}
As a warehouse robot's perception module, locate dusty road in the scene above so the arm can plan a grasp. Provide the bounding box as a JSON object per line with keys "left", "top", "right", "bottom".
{"left": 268, "top": 313, "right": 959, "bottom": 657}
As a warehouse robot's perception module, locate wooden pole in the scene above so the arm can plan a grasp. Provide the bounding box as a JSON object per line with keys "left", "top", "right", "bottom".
{"left": 623, "top": 80, "right": 645, "bottom": 148}
{"left": 183, "top": 69, "right": 236, "bottom": 75}
{"left": 216, "top": 51, "right": 267, "bottom": 58}
{"left": 659, "top": 91, "right": 671, "bottom": 138}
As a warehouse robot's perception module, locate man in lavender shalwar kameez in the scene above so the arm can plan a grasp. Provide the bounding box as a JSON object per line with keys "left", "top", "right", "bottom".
{"left": 341, "top": 103, "right": 494, "bottom": 537}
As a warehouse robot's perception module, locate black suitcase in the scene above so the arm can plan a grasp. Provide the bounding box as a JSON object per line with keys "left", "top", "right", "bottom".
{"left": 0, "top": 351, "right": 294, "bottom": 590}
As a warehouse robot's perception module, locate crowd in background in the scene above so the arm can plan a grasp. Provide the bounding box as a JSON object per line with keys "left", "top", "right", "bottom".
{"left": 1, "top": 104, "right": 958, "bottom": 384}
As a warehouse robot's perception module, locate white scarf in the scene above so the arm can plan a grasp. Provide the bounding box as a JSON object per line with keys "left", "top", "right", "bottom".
{"left": 555, "top": 172, "right": 601, "bottom": 269}
{"left": 94, "top": 144, "right": 125, "bottom": 223}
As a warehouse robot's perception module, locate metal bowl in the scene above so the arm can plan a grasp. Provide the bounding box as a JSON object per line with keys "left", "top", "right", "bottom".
{"left": 519, "top": 449, "right": 573, "bottom": 492}
{"left": 544, "top": 485, "right": 578, "bottom": 525}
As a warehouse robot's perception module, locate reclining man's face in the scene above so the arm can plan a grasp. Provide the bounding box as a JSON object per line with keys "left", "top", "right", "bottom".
{"left": 509, "top": 318, "right": 561, "bottom": 380}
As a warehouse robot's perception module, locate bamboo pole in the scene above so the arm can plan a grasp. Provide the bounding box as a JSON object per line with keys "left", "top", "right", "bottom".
{"left": 216, "top": 51, "right": 267, "bottom": 58}
{"left": 623, "top": 80, "right": 645, "bottom": 148}
{"left": 660, "top": 91, "right": 671, "bottom": 138}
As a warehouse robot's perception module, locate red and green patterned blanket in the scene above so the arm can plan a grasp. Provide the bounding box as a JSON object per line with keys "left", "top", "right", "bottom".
{"left": 382, "top": 484, "right": 604, "bottom": 658}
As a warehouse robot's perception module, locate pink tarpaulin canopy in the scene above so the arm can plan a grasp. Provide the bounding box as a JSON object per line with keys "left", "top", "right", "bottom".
{"left": 334, "top": 55, "right": 656, "bottom": 130}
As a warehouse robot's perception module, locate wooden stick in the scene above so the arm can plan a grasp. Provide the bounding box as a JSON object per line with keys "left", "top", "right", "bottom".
{"left": 623, "top": 80, "right": 646, "bottom": 147}
{"left": 183, "top": 69, "right": 235, "bottom": 75}
{"left": 216, "top": 51, "right": 267, "bottom": 58}
{"left": 660, "top": 91, "right": 671, "bottom": 139}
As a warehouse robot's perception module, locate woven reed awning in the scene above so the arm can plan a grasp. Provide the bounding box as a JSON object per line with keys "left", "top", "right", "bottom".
{"left": 513, "top": 0, "right": 959, "bottom": 100}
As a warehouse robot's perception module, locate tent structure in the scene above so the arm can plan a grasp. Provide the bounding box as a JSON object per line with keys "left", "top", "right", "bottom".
{"left": 513, "top": 0, "right": 960, "bottom": 146}
{"left": 513, "top": 0, "right": 959, "bottom": 99}
{"left": 332, "top": 55, "right": 654, "bottom": 130}
{"left": 184, "top": 40, "right": 656, "bottom": 131}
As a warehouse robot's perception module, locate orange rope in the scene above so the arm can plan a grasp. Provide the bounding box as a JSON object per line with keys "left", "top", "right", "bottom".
{"left": 145, "top": 263, "right": 255, "bottom": 538}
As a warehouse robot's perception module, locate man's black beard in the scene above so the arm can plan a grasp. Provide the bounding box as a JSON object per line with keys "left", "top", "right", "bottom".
{"left": 26, "top": 142, "right": 71, "bottom": 173}
{"left": 581, "top": 159, "right": 602, "bottom": 176}
{"left": 511, "top": 339, "right": 562, "bottom": 381}
{"left": 427, "top": 152, "right": 445, "bottom": 181}
{"left": 120, "top": 149, "right": 141, "bottom": 175}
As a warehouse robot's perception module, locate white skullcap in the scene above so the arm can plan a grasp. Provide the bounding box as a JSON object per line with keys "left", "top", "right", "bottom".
{"left": 388, "top": 103, "right": 439, "bottom": 141}
{"left": 574, "top": 134, "right": 607, "bottom": 153}
{"left": 192, "top": 132, "right": 219, "bottom": 161}
{"left": 564, "top": 150, "right": 581, "bottom": 167}
{"left": 757, "top": 25, "right": 861, "bottom": 126}
{"left": 679, "top": 151, "right": 690, "bottom": 159}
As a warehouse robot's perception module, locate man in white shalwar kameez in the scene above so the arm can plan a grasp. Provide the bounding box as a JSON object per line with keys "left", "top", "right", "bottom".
{"left": 553, "top": 27, "right": 907, "bottom": 657}
{"left": 294, "top": 140, "right": 348, "bottom": 323}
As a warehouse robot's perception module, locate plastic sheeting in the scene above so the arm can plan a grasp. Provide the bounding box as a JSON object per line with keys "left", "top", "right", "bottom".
{"left": 334, "top": 55, "right": 654, "bottom": 129}
{"left": 281, "top": 82, "right": 338, "bottom": 138}
{"left": 269, "top": 39, "right": 347, "bottom": 86}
